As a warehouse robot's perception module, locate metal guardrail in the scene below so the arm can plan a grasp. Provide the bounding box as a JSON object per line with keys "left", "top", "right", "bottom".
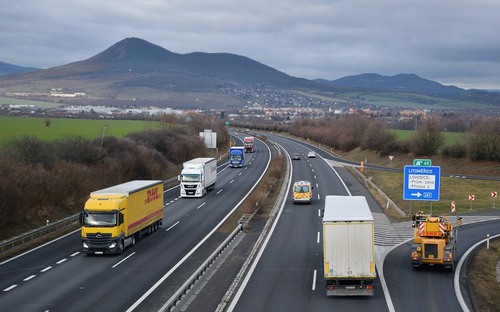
{"left": 0, "top": 177, "right": 182, "bottom": 257}
{"left": 158, "top": 224, "right": 244, "bottom": 312}
{"left": 0, "top": 214, "right": 80, "bottom": 256}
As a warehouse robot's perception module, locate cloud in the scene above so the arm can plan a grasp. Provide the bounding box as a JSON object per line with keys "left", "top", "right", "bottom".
{"left": 1, "top": 0, "right": 500, "bottom": 89}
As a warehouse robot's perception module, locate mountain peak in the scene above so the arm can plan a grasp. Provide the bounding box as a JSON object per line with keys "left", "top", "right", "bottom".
{"left": 87, "top": 37, "right": 175, "bottom": 64}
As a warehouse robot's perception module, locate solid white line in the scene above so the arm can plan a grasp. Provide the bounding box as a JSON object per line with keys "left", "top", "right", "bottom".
{"left": 70, "top": 252, "right": 80, "bottom": 257}
{"left": 0, "top": 228, "right": 81, "bottom": 266}
{"left": 112, "top": 252, "right": 136, "bottom": 269}
{"left": 41, "top": 266, "right": 52, "bottom": 272}
{"left": 127, "top": 139, "right": 273, "bottom": 312}
{"left": 197, "top": 202, "right": 206, "bottom": 209}
{"left": 312, "top": 270, "right": 317, "bottom": 291}
{"left": 217, "top": 189, "right": 223, "bottom": 194}
{"left": 166, "top": 221, "right": 180, "bottom": 232}
{"left": 3, "top": 284, "right": 17, "bottom": 292}
{"left": 56, "top": 258, "right": 67, "bottom": 264}
{"left": 227, "top": 148, "right": 292, "bottom": 311}
{"left": 23, "top": 275, "right": 36, "bottom": 282}
{"left": 455, "top": 233, "right": 500, "bottom": 312}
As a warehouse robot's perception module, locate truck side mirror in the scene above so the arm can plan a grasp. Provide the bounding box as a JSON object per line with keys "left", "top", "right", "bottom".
{"left": 78, "top": 212, "right": 84, "bottom": 225}
{"left": 119, "top": 213, "right": 124, "bottom": 225}
{"left": 177, "top": 175, "right": 181, "bottom": 182}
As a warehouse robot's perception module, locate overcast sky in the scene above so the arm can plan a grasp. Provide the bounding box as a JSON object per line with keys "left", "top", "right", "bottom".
{"left": 1, "top": 0, "right": 500, "bottom": 89}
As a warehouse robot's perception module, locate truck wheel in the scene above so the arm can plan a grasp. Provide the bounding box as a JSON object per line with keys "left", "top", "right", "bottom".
{"left": 120, "top": 241, "right": 125, "bottom": 253}
{"left": 131, "top": 236, "right": 136, "bottom": 247}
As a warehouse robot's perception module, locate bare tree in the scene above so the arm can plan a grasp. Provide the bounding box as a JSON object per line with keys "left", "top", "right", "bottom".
{"left": 410, "top": 118, "right": 446, "bottom": 156}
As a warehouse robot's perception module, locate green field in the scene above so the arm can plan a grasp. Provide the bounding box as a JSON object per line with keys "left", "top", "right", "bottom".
{"left": 0, "top": 116, "right": 160, "bottom": 144}
{"left": 391, "top": 129, "right": 465, "bottom": 145}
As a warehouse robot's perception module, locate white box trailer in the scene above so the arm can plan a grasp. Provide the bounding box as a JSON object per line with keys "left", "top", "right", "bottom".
{"left": 322, "top": 195, "right": 376, "bottom": 296}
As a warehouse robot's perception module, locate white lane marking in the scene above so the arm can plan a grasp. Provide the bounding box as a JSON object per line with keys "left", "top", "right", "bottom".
{"left": 41, "top": 266, "right": 52, "bottom": 272}
{"left": 166, "top": 221, "right": 180, "bottom": 232}
{"left": 23, "top": 275, "right": 36, "bottom": 282}
{"left": 217, "top": 189, "right": 223, "bottom": 194}
{"left": 112, "top": 252, "right": 136, "bottom": 269}
{"left": 70, "top": 252, "right": 79, "bottom": 257}
{"left": 3, "top": 284, "right": 17, "bottom": 292}
{"left": 314, "top": 175, "right": 317, "bottom": 180}
{"left": 317, "top": 232, "right": 320, "bottom": 244}
{"left": 197, "top": 202, "right": 206, "bottom": 209}
{"left": 56, "top": 258, "right": 67, "bottom": 264}
{"left": 238, "top": 172, "right": 243, "bottom": 176}
{"left": 230, "top": 179, "right": 235, "bottom": 184}
{"left": 312, "top": 270, "right": 317, "bottom": 291}
{"left": 312, "top": 169, "right": 315, "bottom": 173}
{"left": 317, "top": 194, "right": 321, "bottom": 201}
{"left": 316, "top": 183, "right": 319, "bottom": 188}
{"left": 318, "top": 209, "right": 321, "bottom": 217}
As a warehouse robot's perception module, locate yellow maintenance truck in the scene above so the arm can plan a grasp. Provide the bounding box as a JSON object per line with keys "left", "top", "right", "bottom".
{"left": 79, "top": 180, "right": 164, "bottom": 255}
{"left": 411, "top": 212, "right": 461, "bottom": 271}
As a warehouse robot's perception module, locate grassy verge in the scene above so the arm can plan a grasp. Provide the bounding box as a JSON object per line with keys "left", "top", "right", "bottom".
{"left": 217, "top": 150, "right": 285, "bottom": 233}
{"left": 469, "top": 238, "right": 500, "bottom": 312}
{"left": 332, "top": 148, "right": 500, "bottom": 219}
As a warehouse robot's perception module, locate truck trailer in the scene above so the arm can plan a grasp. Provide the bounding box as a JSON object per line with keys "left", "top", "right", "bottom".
{"left": 179, "top": 157, "right": 217, "bottom": 197}
{"left": 229, "top": 146, "right": 245, "bottom": 168}
{"left": 243, "top": 136, "right": 255, "bottom": 153}
{"left": 323, "top": 195, "right": 376, "bottom": 296}
{"left": 79, "top": 180, "right": 164, "bottom": 255}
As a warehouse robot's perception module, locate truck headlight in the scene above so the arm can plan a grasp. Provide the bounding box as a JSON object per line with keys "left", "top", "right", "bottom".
{"left": 109, "top": 242, "right": 116, "bottom": 249}
{"left": 83, "top": 242, "right": 89, "bottom": 249}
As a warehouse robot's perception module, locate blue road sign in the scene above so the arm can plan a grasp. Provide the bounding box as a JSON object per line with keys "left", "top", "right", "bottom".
{"left": 403, "top": 165, "right": 441, "bottom": 201}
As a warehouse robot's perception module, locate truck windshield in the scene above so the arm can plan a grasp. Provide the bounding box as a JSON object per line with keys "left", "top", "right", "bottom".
{"left": 83, "top": 212, "right": 117, "bottom": 227}
{"left": 182, "top": 174, "right": 200, "bottom": 182}
{"left": 294, "top": 185, "right": 310, "bottom": 193}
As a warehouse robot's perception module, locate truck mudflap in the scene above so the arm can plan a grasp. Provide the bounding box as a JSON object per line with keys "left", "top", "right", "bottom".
{"left": 325, "top": 280, "right": 374, "bottom": 296}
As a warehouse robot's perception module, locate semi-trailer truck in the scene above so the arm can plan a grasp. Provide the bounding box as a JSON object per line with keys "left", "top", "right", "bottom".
{"left": 323, "top": 195, "right": 376, "bottom": 296}
{"left": 229, "top": 146, "right": 245, "bottom": 168}
{"left": 179, "top": 157, "right": 217, "bottom": 197}
{"left": 243, "top": 136, "right": 255, "bottom": 153}
{"left": 79, "top": 180, "right": 164, "bottom": 255}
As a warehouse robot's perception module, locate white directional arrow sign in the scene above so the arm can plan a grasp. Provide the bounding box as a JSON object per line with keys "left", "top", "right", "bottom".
{"left": 411, "top": 192, "right": 422, "bottom": 198}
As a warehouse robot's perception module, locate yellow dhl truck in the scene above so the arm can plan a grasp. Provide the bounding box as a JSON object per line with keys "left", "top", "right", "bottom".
{"left": 292, "top": 180, "right": 313, "bottom": 204}
{"left": 79, "top": 180, "right": 164, "bottom": 255}
{"left": 411, "top": 212, "right": 461, "bottom": 271}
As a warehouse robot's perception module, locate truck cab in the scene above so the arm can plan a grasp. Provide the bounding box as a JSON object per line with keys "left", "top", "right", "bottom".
{"left": 292, "top": 180, "right": 313, "bottom": 204}
{"left": 229, "top": 146, "right": 245, "bottom": 168}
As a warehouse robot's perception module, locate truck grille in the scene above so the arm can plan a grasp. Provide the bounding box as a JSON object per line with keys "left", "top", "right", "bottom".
{"left": 424, "top": 243, "right": 438, "bottom": 258}
{"left": 184, "top": 184, "right": 197, "bottom": 189}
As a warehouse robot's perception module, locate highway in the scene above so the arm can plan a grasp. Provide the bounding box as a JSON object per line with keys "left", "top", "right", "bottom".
{"left": 226, "top": 133, "right": 500, "bottom": 312}
{"left": 0, "top": 136, "right": 271, "bottom": 312}
{"left": 228, "top": 135, "right": 390, "bottom": 311}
